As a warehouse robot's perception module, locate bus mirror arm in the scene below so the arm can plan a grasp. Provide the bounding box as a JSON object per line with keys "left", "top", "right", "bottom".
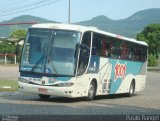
{"left": 79, "top": 43, "right": 85, "bottom": 49}
{"left": 78, "top": 44, "right": 86, "bottom": 51}
{"left": 74, "top": 43, "right": 84, "bottom": 59}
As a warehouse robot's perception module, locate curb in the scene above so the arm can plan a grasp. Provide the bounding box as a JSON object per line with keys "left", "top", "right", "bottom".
{"left": 0, "top": 91, "right": 22, "bottom": 96}
{"left": 0, "top": 86, "right": 11, "bottom": 89}
{"left": 147, "top": 67, "right": 160, "bottom": 72}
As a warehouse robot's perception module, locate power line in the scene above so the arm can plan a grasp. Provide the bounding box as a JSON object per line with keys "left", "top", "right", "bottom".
{"left": 0, "top": 22, "right": 37, "bottom": 26}
{"left": 0, "top": 0, "right": 31, "bottom": 8}
{"left": 0, "top": 0, "right": 63, "bottom": 17}
{"left": 0, "top": 0, "right": 53, "bottom": 13}
{"left": 0, "top": 19, "right": 7, "bottom": 21}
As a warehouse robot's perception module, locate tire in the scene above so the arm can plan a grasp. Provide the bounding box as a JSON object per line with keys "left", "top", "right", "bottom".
{"left": 39, "top": 94, "right": 50, "bottom": 100}
{"left": 86, "top": 81, "right": 96, "bottom": 101}
{"left": 127, "top": 81, "right": 135, "bottom": 97}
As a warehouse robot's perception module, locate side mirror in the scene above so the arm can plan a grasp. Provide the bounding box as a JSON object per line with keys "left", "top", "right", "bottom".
{"left": 79, "top": 43, "right": 85, "bottom": 49}
{"left": 76, "top": 43, "right": 82, "bottom": 49}
{"left": 79, "top": 43, "right": 90, "bottom": 55}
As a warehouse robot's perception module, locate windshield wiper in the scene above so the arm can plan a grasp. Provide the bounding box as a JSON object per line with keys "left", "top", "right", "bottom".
{"left": 47, "top": 55, "right": 58, "bottom": 74}
{"left": 46, "top": 32, "right": 58, "bottom": 75}
{"left": 31, "top": 48, "right": 47, "bottom": 73}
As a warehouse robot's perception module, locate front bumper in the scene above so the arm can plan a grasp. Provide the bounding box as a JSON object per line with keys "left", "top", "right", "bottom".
{"left": 18, "top": 82, "right": 77, "bottom": 98}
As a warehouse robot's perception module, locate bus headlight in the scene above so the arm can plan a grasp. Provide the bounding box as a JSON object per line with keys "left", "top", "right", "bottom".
{"left": 19, "top": 77, "right": 29, "bottom": 84}
{"left": 58, "top": 83, "right": 74, "bottom": 87}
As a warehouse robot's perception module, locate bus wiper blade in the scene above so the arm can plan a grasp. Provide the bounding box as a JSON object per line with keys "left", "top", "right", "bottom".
{"left": 47, "top": 56, "right": 58, "bottom": 74}
{"left": 31, "top": 56, "right": 44, "bottom": 73}
{"left": 31, "top": 48, "right": 47, "bottom": 73}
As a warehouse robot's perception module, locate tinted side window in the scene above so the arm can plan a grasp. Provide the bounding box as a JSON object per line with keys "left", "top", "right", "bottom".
{"left": 92, "top": 33, "right": 111, "bottom": 57}
{"left": 92, "top": 32, "right": 147, "bottom": 62}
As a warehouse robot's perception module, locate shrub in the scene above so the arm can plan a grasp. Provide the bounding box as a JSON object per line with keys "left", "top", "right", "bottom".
{"left": 148, "top": 54, "right": 157, "bottom": 67}
{"left": 0, "top": 41, "right": 16, "bottom": 54}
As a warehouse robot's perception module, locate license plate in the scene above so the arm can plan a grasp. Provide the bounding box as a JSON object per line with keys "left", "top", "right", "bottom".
{"left": 38, "top": 88, "right": 48, "bottom": 93}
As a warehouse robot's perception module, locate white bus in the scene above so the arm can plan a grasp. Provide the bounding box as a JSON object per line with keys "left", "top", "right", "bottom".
{"left": 18, "top": 23, "right": 148, "bottom": 100}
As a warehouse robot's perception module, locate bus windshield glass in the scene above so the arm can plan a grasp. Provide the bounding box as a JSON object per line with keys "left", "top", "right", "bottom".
{"left": 20, "top": 29, "right": 81, "bottom": 76}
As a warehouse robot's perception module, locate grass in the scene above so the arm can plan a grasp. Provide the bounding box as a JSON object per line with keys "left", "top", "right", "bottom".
{"left": 0, "top": 63, "right": 19, "bottom": 67}
{"left": 0, "top": 80, "right": 18, "bottom": 92}
{"left": 157, "top": 58, "right": 160, "bottom": 67}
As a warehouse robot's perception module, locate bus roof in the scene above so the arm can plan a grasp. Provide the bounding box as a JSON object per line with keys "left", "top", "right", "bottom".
{"left": 31, "top": 23, "right": 148, "bottom": 46}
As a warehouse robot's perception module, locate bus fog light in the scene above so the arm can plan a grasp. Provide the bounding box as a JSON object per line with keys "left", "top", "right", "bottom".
{"left": 69, "top": 91, "right": 73, "bottom": 94}
{"left": 64, "top": 91, "right": 73, "bottom": 94}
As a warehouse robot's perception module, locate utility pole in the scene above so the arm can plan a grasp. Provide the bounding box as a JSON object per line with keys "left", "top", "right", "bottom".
{"left": 68, "top": 0, "right": 71, "bottom": 24}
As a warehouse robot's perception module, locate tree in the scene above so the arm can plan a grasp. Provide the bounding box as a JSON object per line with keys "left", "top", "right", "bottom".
{"left": 10, "top": 29, "right": 26, "bottom": 57}
{"left": 10, "top": 29, "right": 26, "bottom": 41}
{"left": 137, "top": 24, "right": 160, "bottom": 58}
{"left": 0, "top": 41, "right": 16, "bottom": 54}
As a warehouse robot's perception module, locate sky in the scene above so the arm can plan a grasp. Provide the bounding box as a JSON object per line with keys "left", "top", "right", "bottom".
{"left": 0, "top": 0, "right": 160, "bottom": 23}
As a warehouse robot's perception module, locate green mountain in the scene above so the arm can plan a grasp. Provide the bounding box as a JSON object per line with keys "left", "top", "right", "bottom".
{"left": 76, "top": 8, "right": 160, "bottom": 38}
{"left": 1, "top": 8, "right": 160, "bottom": 38}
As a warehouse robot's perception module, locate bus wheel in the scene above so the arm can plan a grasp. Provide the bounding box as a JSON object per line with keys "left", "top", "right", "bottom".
{"left": 86, "top": 81, "right": 96, "bottom": 101}
{"left": 127, "top": 81, "right": 135, "bottom": 97}
{"left": 39, "top": 94, "right": 50, "bottom": 100}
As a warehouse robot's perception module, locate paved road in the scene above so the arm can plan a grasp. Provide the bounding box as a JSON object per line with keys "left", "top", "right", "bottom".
{"left": 0, "top": 66, "right": 160, "bottom": 120}
{"left": 0, "top": 66, "right": 19, "bottom": 80}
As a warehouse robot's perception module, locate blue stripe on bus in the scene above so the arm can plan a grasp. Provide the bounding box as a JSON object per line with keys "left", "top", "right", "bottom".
{"left": 87, "top": 56, "right": 143, "bottom": 94}
{"left": 56, "top": 77, "right": 71, "bottom": 81}
{"left": 20, "top": 72, "right": 43, "bottom": 78}
{"left": 109, "top": 59, "right": 143, "bottom": 94}
{"left": 20, "top": 72, "right": 71, "bottom": 81}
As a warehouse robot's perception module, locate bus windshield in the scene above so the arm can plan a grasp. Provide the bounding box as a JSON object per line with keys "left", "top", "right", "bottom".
{"left": 20, "top": 29, "right": 81, "bottom": 76}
